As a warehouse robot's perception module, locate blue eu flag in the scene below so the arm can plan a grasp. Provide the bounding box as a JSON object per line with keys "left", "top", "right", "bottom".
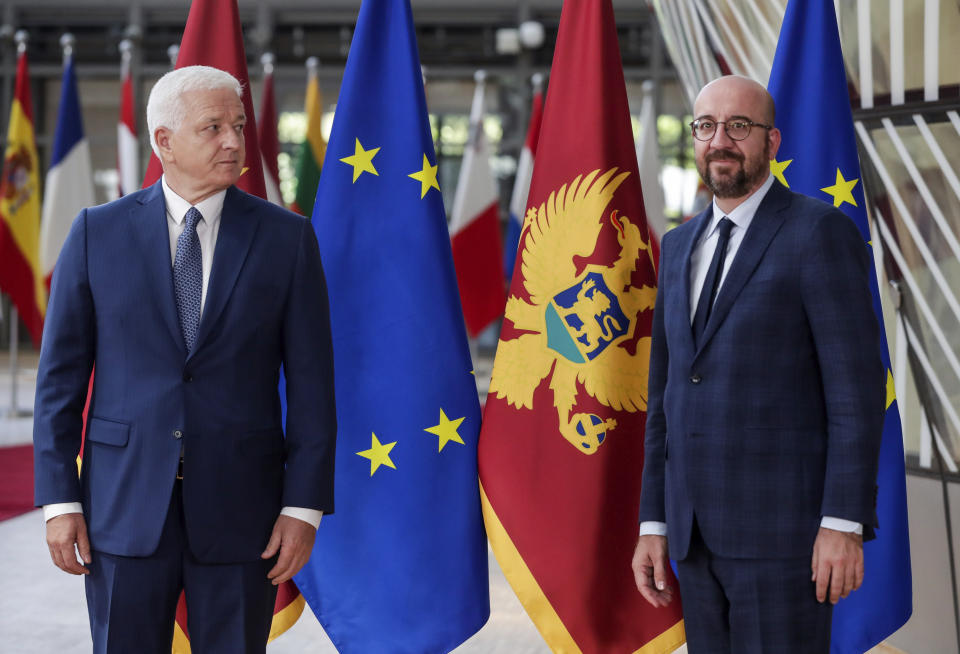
{"left": 769, "top": 1, "right": 912, "bottom": 651}
{"left": 292, "top": 0, "right": 490, "bottom": 651}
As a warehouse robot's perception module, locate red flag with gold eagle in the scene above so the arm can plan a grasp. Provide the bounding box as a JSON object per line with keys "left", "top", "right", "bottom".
{"left": 477, "top": 0, "right": 685, "bottom": 651}
{"left": 0, "top": 47, "right": 45, "bottom": 346}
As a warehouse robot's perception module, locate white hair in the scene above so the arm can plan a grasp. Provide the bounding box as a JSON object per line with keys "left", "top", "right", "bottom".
{"left": 146, "top": 65, "right": 243, "bottom": 157}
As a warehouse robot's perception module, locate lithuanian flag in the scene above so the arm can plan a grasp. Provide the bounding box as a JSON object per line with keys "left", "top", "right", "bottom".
{"left": 0, "top": 47, "right": 45, "bottom": 346}
{"left": 290, "top": 60, "right": 326, "bottom": 217}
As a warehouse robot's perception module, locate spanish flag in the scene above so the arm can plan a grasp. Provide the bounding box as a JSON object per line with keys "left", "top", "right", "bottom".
{"left": 478, "top": 0, "right": 684, "bottom": 651}
{"left": 0, "top": 47, "right": 45, "bottom": 346}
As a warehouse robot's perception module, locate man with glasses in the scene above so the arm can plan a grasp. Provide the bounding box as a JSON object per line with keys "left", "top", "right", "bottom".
{"left": 631, "top": 75, "right": 884, "bottom": 653}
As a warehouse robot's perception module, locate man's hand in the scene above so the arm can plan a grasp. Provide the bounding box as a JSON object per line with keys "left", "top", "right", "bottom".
{"left": 632, "top": 534, "right": 675, "bottom": 608}
{"left": 811, "top": 526, "right": 864, "bottom": 604}
{"left": 261, "top": 515, "right": 317, "bottom": 585}
{"left": 46, "top": 513, "right": 91, "bottom": 575}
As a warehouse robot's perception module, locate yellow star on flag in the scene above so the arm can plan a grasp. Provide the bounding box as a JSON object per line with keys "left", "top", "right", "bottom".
{"left": 357, "top": 432, "right": 396, "bottom": 475}
{"left": 770, "top": 158, "right": 792, "bottom": 188}
{"left": 424, "top": 409, "right": 465, "bottom": 452}
{"left": 408, "top": 154, "right": 440, "bottom": 198}
{"left": 886, "top": 369, "right": 896, "bottom": 410}
{"left": 340, "top": 138, "right": 380, "bottom": 183}
{"left": 820, "top": 168, "right": 859, "bottom": 208}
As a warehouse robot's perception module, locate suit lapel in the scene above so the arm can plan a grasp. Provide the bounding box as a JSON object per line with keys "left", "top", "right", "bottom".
{"left": 131, "top": 182, "right": 186, "bottom": 354}
{"left": 695, "top": 181, "right": 791, "bottom": 355}
{"left": 192, "top": 186, "right": 260, "bottom": 359}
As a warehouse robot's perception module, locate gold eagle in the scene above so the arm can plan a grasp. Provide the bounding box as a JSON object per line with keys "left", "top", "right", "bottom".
{"left": 489, "top": 168, "right": 657, "bottom": 454}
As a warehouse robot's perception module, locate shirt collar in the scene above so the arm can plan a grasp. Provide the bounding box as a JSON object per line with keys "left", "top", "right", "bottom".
{"left": 708, "top": 173, "right": 776, "bottom": 236}
{"left": 161, "top": 175, "right": 227, "bottom": 226}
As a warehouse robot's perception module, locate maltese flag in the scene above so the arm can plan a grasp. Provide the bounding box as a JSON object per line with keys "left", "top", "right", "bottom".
{"left": 41, "top": 50, "right": 94, "bottom": 289}
{"left": 449, "top": 71, "right": 505, "bottom": 337}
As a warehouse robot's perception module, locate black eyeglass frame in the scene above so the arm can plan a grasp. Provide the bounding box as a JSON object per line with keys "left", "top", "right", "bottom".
{"left": 689, "top": 118, "right": 773, "bottom": 142}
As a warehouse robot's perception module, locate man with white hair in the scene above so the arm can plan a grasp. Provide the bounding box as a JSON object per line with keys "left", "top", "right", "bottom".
{"left": 34, "top": 65, "right": 337, "bottom": 652}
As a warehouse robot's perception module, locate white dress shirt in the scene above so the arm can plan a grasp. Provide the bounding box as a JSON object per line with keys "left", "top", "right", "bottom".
{"left": 44, "top": 176, "right": 322, "bottom": 530}
{"left": 639, "top": 174, "right": 860, "bottom": 538}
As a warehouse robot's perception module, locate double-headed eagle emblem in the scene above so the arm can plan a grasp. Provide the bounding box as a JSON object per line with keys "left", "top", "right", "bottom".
{"left": 489, "top": 168, "right": 656, "bottom": 454}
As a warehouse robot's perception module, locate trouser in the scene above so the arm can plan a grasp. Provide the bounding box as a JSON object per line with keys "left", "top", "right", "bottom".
{"left": 84, "top": 480, "right": 279, "bottom": 654}
{"left": 676, "top": 521, "right": 833, "bottom": 654}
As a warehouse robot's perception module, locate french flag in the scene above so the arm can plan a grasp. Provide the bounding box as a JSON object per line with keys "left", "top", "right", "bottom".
{"left": 41, "top": 49, "right": 94, "bottom": 289}
{"left": 117, "top": 40, "right": 138, "bottom": 197}
{"left": 449, "top": 71, "right": 505, "bottom": 337}
{"left": 504, "top": 77, "right": 543, "bottom": 282}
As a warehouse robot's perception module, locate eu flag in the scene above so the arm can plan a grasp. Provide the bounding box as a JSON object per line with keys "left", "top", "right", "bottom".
{"left": 768, "top": 1, "right": 912, "bottom": 651}
{"left": 292, "top": 0, "right": 490, "bottom": 651}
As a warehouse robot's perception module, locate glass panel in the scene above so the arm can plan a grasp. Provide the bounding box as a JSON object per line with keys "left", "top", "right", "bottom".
{"left": 863, "top": 118, "right": 960, "bottom": 464}
{"left": 937, "top": 1, "right": 960, "bottom": 89}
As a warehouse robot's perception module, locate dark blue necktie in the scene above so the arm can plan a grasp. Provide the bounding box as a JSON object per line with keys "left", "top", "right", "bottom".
{"left": 692, "top": 217, "right": 734, "bottom": 347}
{"left": 174, "top": 206, "right": 203, "bottom": 353}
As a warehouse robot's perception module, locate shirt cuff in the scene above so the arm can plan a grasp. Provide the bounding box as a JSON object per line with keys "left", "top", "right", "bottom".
{"left": 639, "top": 521, "right": 668, "bottom": 537}
{"left": 281, "top": 506, "right": 323, "bottom": 530}
{"left": 43, "top": 502, "right": 83, "bottom": 522}
{"left": 820, "top": 516, "right": 863, "bottom": 535}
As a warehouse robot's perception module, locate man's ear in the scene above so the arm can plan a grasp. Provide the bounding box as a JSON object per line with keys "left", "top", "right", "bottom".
{"left": 155, "top": 127, "right": 174, "bottom": 163}
{"left": 767, "top": 126, "right": 782, "bottom": 160}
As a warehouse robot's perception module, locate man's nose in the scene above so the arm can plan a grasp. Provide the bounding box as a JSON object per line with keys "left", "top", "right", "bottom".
{"left": 709, "top": 123, "right": 735, "bottom": 147}
{"left": 222, "top": 128, "right": 242, "bottom": 150}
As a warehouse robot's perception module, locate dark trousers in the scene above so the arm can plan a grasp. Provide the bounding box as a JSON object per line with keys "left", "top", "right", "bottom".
{"left": 676, "top": 522, "right": 833, "bottom": 654}
{"left": 84, "top": 481, "right": 279, "bottom": 654}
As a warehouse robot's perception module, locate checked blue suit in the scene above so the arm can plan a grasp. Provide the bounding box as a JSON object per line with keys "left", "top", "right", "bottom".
{"left": 638, "top": 180, "right": 885, "bottom": 651}
{"left": 33, "top": 182, "right": 336, "bottom": 648}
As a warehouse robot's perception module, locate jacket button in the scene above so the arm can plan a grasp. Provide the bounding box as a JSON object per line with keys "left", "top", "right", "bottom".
{"left": 690, "top": 374, "right": 702, "bottom": 384}
{"left": 173, "top": 430, "right": 183, "bottom": 439}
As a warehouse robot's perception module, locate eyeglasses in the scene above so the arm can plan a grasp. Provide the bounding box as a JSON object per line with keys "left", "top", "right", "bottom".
{"left": 689, "top": 119, "right": 772, "bottom": 142}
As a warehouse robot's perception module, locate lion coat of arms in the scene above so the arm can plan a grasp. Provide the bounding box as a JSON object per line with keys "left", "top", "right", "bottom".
{"left": 489, "top": 167, "right": 657, "bottom": 454}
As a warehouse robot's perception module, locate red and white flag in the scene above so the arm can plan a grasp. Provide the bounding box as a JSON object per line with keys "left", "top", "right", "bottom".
{"left": 504, "top": 76, "right": 543, "bottom": 282}
{"left": 635, "top": 79, "right": 665, "bottom": 260}
{"left": 117, "top": 40, "right": 138, "bottom": 197}
{"left": 257, "top": 53, "right": 283, "bottom": 206}
{"left": 449, "top": 71, "right": 505, "bottom": 337}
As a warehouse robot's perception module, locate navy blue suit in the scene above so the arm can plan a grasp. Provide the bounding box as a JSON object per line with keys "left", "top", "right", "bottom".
{"left": 638, "top": 181, "right": 884, "bottom": 651}
{"left": 33, "top": 182, "right": 336, "bottom": 649}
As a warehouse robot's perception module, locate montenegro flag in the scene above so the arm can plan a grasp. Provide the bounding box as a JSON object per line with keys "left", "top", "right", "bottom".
{"left": 478, "top": 0, "right": 685, "bottom": 651}
{"left": 0, "top": 47, "right": 45, "bottom": 346}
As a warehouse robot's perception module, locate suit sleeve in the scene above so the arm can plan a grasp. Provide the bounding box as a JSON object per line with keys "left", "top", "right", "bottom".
{"left": 637, "top": 231, "right": 671, "bottom": 524}
{"left": 801, "top": 208, "right": 885, "bottom": 530}
{"left": 279, "top": 218, "right": 337, "bottom": 513}
{"left": 33, "top": 210, "right": 96, "bottom": 507}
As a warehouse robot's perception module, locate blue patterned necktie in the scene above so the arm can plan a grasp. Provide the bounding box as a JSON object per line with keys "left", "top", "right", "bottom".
{"left": 692, "top": 216, "right": 734, "bottom": 347}
{"left": 174, "top": 206, "right": 203, "bottom": 353}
